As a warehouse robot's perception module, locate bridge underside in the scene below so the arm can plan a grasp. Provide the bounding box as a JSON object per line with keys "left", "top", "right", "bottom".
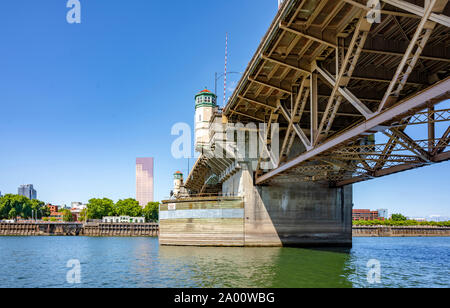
{"left": 172, "top": 0, "right": 450, "bottom": 247}
{"left": 224, "top": 0, "right": 450, "bottom": 186}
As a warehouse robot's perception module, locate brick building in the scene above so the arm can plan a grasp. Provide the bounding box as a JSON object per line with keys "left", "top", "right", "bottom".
{"left": 47, "top": 204, "right": 59, "bottom": 213}
{"left": 352, "top": 209, "right": 382, "bottom": 221}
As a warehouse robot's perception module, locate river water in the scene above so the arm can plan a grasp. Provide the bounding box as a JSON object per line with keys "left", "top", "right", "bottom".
{"left": 0, "top": 237, "right": 448, "bottom": 288}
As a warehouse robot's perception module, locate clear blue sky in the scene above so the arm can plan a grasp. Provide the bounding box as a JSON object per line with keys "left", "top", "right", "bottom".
{"left": 0, "top": 0, "right": 448, "bottom": 217}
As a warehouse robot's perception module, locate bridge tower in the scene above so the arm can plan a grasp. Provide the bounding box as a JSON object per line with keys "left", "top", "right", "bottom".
{"left": 173, "top": 171, "right": 183, "bottom": 196}
{"left": 195, "top": 89, "right": 217, "bottom": 151}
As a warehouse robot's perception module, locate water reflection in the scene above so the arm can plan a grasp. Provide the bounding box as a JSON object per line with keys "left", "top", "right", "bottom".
{"left": 3, "top": 237, "right": 447, "bottom": 288}
{"left": 159, "top": 245, "right": 353, "bottom": 288}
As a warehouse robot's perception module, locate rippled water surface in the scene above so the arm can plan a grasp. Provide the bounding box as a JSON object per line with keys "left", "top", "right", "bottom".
{"left": 0, "top": 237, "right": 448, "bottom": 288}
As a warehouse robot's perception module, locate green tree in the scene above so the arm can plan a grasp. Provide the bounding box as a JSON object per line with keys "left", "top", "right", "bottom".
{"left": 79, "top": 208, "right": 87, "bottom": 222}
{"left": 21, "top": 202, "right": 32, "bottom": 219}
{"left": 0, "top": 195, "right": 12, "bottom": 219}
{"left": 391, "top": 213, "right": 407, "bottom": 221}
{"left": 62, "top": 209, "right": 74, "bottom": 222}
{"left": 114, "top": 198, "right": 142, "bottom": 217}
{"left": 143, "top": 202, "right": 160, "bottom": 222}
{"left": 30, "top": 199, "right": 48, "bottom": 218}
{"left": 0, "top": 194, "right": 29, "bottom": 219}
{"left": 86, "top": 198, "right": 115, "bottom": 219}
{"left": 0, "top": 194, "right": 48, "bottom": 220}
{"left": 8, "top": 208, "right": 17, "bottom": 219}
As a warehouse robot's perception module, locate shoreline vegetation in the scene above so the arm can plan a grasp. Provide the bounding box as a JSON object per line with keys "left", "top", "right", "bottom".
{"left": 353, "top": 220, "right": 450, "bottom": 227}
{"left": 352, "top": 213, "right": 450, "bottom": 227}
{"left": 0, "top": 195, "right": 159, "bottom": 223}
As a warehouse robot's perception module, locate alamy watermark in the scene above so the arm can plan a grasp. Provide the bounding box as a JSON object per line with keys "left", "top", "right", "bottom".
{"left": 366, "top": 0, "right": 381, "bottom": 24}
{"left": 62, "top": 1, "right": 381, "bottom": 27}
{"left": 171, "top": 122, "right": 280, "bottom": 171}
{"left": 66, "top": 0, "right": 81, "bottom": 24}
{"left": 366, "top": 259, "right": 381, "bottom": 284}
{"left": 66, "top": 259, "right": 81, "bottom": 284}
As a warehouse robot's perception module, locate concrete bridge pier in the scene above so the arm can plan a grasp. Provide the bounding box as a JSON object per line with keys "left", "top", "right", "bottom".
{"left": 224, "top": 164, "right": 353, "bottom": 247}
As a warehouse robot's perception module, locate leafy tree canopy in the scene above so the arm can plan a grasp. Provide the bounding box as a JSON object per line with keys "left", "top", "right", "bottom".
{"left": 78, "top": 208, "right": 87, "bottom": 222}
{"left": 62, "top": 209, "right": 74, "bottom": 222}
{"left": 143, "top": 202, "right": 160, "bottom": 222}
{"left": 0, "top": 194, "right": 48, "bottom": 220}
{"left": 114, "top": 198, "right": 142, "bottom": 217}
{"left": 86, "top": 198, "right": 115, "bottom": 220}
{"left": 391, "top": 213, "right": 407, "bottom": 221}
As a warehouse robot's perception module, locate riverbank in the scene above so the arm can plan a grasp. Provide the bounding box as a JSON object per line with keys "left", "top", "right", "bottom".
{"left": 0, "top": 222, "right": 159, "bottom": 237}
{"left": 352, "top": 225, "right": 450, "bottom": 237}
{"left": 2, "top": 222, "right": 448, "bottom": 238}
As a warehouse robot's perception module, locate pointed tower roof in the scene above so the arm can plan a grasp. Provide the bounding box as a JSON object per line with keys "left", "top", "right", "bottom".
{"left": 195, "top": 88, "right": 217, "bottom": 99}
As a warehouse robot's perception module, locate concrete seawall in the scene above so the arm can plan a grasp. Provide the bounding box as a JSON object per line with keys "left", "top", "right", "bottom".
{"left": 0, "top": 222, "right": 158, "bottom": 237}
{"left": 82, "top": 223, "right": 158, "bottom": 237}
{"left": 160, "top": 197, "right": 245, "bottom": 246}
{"left": 353, "top": 226, "right": 450, "bottom": 237}
{"left": 3, "top": 223, "right": 448, "bottom": 238}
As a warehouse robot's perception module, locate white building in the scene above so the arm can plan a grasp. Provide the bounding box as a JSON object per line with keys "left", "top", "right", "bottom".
{"left": 102, "top": 216, "right": 145, "bottom": 224}
{"left": 429, "top": 215, "right": 449, "bottom": 222}
{"left": 377, "top": 209, "right": 388, "bottom": 219}
{"left": 71, "top": 202, "right": 86, "bottom": 210}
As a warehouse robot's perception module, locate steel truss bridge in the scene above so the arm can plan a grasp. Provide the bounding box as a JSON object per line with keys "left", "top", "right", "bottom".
{"left": 185, "top": 0, "right": 450, "bottom": 193}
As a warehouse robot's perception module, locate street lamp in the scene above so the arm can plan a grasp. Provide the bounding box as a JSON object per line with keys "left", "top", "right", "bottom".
{"left": 214, "top": 71, "right": 242, "bottom": 104}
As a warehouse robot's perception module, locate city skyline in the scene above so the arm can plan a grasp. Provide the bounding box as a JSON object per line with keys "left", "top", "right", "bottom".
{"left": 1, "top": 180, "right": 449, "bottom": 219}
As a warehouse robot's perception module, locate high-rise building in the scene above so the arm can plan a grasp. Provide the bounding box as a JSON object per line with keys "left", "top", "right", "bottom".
{"left": 136, "top": 158, "right": 154, "bottom": 207}
{"left": 18, "top": 184, "right": 37, "bottom": 200}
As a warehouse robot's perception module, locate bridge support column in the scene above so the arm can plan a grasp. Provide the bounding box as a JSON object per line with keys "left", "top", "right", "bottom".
{"left": 224, "top": 164, "right": 353, "bottom": 247}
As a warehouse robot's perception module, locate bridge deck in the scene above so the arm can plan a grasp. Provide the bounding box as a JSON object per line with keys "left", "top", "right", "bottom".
{"left": 226, "top": 0, "right": 450, "bottom": 186}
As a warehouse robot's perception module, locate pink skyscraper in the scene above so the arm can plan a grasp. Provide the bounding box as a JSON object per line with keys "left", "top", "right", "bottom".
{"left": 136, "top": 158, "right": 154, "bottom": 207}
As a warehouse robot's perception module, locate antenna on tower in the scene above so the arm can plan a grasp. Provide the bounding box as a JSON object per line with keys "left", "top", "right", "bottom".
{"left": 223, "top": 32, "right": 228, "bottom": 107}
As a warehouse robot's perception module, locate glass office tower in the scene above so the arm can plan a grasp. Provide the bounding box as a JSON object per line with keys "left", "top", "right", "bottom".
{"left": 136, "top": 158, "right": 154, "bottom": 207}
